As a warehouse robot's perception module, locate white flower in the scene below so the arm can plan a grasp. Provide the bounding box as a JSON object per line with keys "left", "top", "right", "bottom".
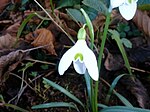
{"left": 58, "top": 39, "right": 99, "bottom": 81}
{"left": 110, "top": 0, "right": 138, "bottom": 20}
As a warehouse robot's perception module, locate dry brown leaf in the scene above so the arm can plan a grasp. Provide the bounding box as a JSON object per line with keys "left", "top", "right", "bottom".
{"left": 0, "top": 33, "right": 16, "bottom": 49}
{"left": 121, "top": 77, "right": 150, "bottom": 108}
{"left": 44, "top": 0, "right": 51, "bottom": 9}
{"left": 0, "top": 23, "right": 20, "bottom": 49}
{"left": 53, "top": 10, "right": 78, "bottom": 36}
{"left": 133, "top": 10, "right": 150, "bottom": 44}
{"left": 0, "top": 0, "right": 10, "bottom": 13}
{"left": 92, "top": 13, "right": 106, "bottom": 32}
{"left": 0, "top": 50, "right": 27, "bottom": 83}
{"left": 6, "top": 22, "right": 20, "bottom": 36}
{"left": 25, "top": 28, "right": 56, "bottom": 55}
{"left": 104, "top": 52, "right": 124, "bottom": 71}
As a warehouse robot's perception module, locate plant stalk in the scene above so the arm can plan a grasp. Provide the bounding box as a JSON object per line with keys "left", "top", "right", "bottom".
{"left": 94, "top": 12, "right": 111, "bottom": 112}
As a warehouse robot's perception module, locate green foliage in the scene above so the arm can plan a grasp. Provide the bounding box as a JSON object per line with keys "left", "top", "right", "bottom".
{"left": 116, "top": 23, "right": 130, "bottom": 39}
{"left": 57, "top": 0, "right": 81, "bottom": 9}
{"left": 67, "top": 6, "right": 98, "bottom": 24}
{"left": 80, "top": 8, "right": 94, "bottom": 49}
{"left": 42, "top": 78, "right": 84, "bottom": 107}
{"left": 121, "top": 38, "right": 132, "bottom": 48}
{"left": 0, "top": 94, "right": 29, "bottom": 111}
{"left": 67, "top": 8, "right": 86, "bottom": 23}
{"left": 105, "top": 74, "right": 128, "bottom": 104}
{"left": 32, "top": 102, "right": 78, "bottom": 110}
{"left": 66, "top": 0, "right": 108, "bottom": 24}
{"left": 114, "top": 92, "right": 133, "bottom": 107}
{"left": 100, "top": 106, "right": 150, "bottom": 112}
{"left": 40, "top": 64, "right": 49, "bottom": 70}
{"left": 138, "top": 0, "right": 150, "bottom": 4}
{"left": 138, "top": 0, "right": 150, "bottom": 10}
{"left": 3, "top": 103, "right": 29, "bottom": 112}
{"left": 116, "top": 22, "right": 141, "bottom": 39}
{"left": 117, "top": 23, "right": 130, "bottom": 37}
{"left": 21, "top": 0, "right": 29, "bottom": 6}
{"left": 82, "top": 0, "right": 108, "bottom": 15}
{"left": 29, "top": 72, "right": 38, "bottom": 77}
{"left": 15, "top": 13, "right": 36, "bottom": 47}
{"left": 0, "top": 94, "right": 4, "bottom": 103}
{"left": 108, "top": 29, "right": 132, "bottom": 75}
{"left": 18, "top": 62, "right": 34, "bottom": 72}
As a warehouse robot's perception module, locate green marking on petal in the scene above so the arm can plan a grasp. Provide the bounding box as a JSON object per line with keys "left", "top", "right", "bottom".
{"left": 128, "top": 0, "right": 132, "bottom": 3}
{"left": 74, "top": 53, "right": 83, "bottom": 61}
{"left": 128, "top": 0, "right": 136, "bottom": 3}
{"left": 77, "top": 24, "right": 86, "bottom": 40}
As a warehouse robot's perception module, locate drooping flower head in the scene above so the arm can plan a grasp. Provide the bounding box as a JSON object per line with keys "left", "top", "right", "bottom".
{"left": 58, "top": 25, "right": 99, "bottom": 81}
{"left": 109, "top": 0, "right": 138, "bottom": 20}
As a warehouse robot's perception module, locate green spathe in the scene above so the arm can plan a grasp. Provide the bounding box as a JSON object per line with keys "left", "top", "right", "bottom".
{"left": 77, "top": 24, "right": 86, "bottom": 40}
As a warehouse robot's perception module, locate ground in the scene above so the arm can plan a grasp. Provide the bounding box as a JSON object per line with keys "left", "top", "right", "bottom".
{"left": 0, "top": 0, "right": 150, "bottom": 112}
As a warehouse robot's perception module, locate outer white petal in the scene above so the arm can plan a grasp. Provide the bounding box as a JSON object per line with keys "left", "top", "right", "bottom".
{"left": 110, "top": 0, "right": 125, "bottom": 8}
{"left": 58, "top": 45, "right": 77, "bottom": 75}
{"left": 119, "top": 2, "right": 137, "bottom": 20}
{"left": 82, "top": 44, "right": 99, "bottom": 81}
{"left": 73, "top": 59, "right": 86, "bottom": 74}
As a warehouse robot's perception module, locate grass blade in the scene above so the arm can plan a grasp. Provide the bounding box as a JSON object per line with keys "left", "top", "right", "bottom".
{"left": 43, "top": 78, "right": 84, "bottom": 107}
{"left": 97, "top": 104, "right": 108, "bottom": 108}
{"left": 100, "top": 106, "right": 150, "bottom": 112}
{"left": 14, "top": 13, "right": 36, "bottom": 47}
{"left": 80, "top": 8, "right": 94, "bottom": 49}
{"left": 32, "top": 102, "right": 78, "bottom": 111}
{"left": 114, "top": 92, "right": 133, "bottom": 107}
{"left": 84, "top": 71, "right": 92, "bottom": 105}
{"left": 105, "top": 74, "right": 127, "bottom": 104}
{"left": 4, "top": 103, "right": 29, "bottom": 112}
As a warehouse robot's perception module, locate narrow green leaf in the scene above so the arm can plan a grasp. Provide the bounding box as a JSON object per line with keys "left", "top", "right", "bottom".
{"left": 15, "top": 13, "right": 36, "bottom": 47}
{"left": 56, "top": 0, "right": 80, "bottom": 9}
{"left": 32, "top": 102, "right": 78, "bottom": 110}
{"left": 114, "top": 92, "right": 133, "bottom": 107}
{"left": 105, "top": 74, "right": 127, "bottom": 104}
{"left": 100, "top": 106, "right": 150, "bottom": 112}
{"left": 84, "top": 71, "right": 92, "bottom": 105}
{"left": 22, "top": 0, "right": 29, "bottom": 6}
{"left": 4, "top": 103, "right": 29, "bottom": 112}
{"left": 0, "top": 94, "right": 4, "bottom": 102}
{"left": 17, "top": 13, "right": 36, "bottom": 39}
{"left": 67, "top": 8, "right": 86, "bottom": 23}
{"left": 82, "top": 0, "right": 108, "bottom": 15}
{"left": 97, "top": 104, "right": 108, "bottom": 108}
{"left": 108, "top": 29, "right": 132, "bottom": 75}
{"left": 80, "top": 8, "right": 94, "bottom": 49}
{"left": 43, "top": 78, "right": 84, "bottom": 107}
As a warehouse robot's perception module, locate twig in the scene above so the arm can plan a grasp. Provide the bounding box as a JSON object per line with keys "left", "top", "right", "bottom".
{"left": 33, "top": 0, "right": 75, "bottom": 44}
{"left": 130, "top": 66, "right": 150, "bottom": 74}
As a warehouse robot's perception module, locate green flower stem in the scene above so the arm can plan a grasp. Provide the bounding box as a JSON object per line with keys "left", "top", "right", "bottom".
{"left": 80, "top": 8, "right": 95, "bottom": 112}
{"left": 94, "top": 12, "right": 111, "bottom": 112}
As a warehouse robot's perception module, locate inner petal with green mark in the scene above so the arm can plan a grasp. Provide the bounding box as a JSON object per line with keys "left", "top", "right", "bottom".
{"left": 74, "top": 53, "right": 83, "bottom": 62}
{"left": 128, "top": 0, "right": 132, "bottom": 3}
{"left": 128, "top": 0, "right": 136, "bottom": 4}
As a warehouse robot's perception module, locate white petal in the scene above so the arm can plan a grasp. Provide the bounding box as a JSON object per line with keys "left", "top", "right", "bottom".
{"left": 72, "top": 40, "right": 87, "bottom": 74}
{"left": 119, "top": 2, "right": 137, "bottom": 20}
{"left": 110, "top": 0, "right": 125, "bottom": 8}
{"left": 73, "top": 59, "right": 86, "bottom": 74}
{"left": 82, "top": 45, "right": 99, "bottom": 81}
{"left": 58, "top": 46, "right": 76, "bottom": 75}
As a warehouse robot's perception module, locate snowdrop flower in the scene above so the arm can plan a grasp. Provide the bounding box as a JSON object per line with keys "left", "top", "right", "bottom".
{"left": 58, "top": 25, "right": 99, "bottom": 81}
{"left": 109, "top": 0, "right": 138, "bottom": 20}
